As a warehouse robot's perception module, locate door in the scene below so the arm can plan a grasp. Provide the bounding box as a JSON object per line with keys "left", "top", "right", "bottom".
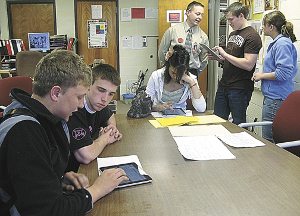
{"left": 8, "top": 2, "right": 55, "bottom": 50}
{"left": 76, "top": 1, "right": 118, "bottom": 99}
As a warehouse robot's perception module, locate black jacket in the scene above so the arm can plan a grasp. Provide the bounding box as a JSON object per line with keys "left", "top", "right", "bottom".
{"left": 0, "top": 88, "right": 92, "bottom": 216}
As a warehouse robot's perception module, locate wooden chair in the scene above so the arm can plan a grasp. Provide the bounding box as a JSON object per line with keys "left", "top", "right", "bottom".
{"left": 16, "top": 51, "right": 43, "bottom": 78}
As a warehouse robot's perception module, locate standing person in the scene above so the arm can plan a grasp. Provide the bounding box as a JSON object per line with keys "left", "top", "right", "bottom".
{"left": 252, "top": 11, "right": 297, "bottom": 142}
{"left": 146, "top": 45, "right": 206, "bottom": 112}
{"left": 208, "top": 2, "right": 262, "bottom": 125}
{"left": 66, "top": 63, "right": 122, "bottom": 172}
{"left": 0, "top": 50, "right": 128, "bottom": 216}
{"left": 158, "top": 1, "right": 209, "bottom": 76}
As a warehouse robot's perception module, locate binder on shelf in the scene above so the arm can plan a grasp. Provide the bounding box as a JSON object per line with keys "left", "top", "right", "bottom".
{"left": 67, "top": 38, "right": 74, "bottom": 50}
{"left": 67, "top": 38, "right": 78, "bottom": 51}
{"left": 11, "top": 40, "right": 18, "bottom": 55}
{"left": 0, "top": 40, "right": 4, "bottom": 55}
{"left": 5, "top": 40, "right": 12, "bottom": 55}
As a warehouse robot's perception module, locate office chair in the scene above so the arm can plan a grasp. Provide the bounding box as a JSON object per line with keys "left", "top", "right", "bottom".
{"left": 16, "top": 51, "right": 43, "bottom": 78}
{"left": 239, "top": 91, "right": 300, "bottom": 157}
{"left": 0, "top": 76, "right": 33, "bottom": 117}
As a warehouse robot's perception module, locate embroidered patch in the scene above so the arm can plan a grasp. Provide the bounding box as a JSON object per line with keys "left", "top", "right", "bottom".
{"left": 72, "top": 128, "right": 87, "bottom": 140}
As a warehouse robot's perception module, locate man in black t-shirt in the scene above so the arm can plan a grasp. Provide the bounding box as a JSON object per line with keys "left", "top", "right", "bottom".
{"left": 66, "top": 64, "right": 122, "bottom": 172}
{"left": 208, "top": 2, "right": 262, "bottom": 125}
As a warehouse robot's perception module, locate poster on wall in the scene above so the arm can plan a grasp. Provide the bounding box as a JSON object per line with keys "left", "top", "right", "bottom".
{"left": 253, "top": 0, "right": 264, "bottom": 14}
{"left": 167, "top": 10, "right": 182, "bottom": 23}
{"left": 87, "top": 20, "right": 107, "bottom": 48}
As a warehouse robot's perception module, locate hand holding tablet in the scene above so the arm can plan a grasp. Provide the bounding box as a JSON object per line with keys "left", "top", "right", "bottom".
{"left": 200, "top": 43, "right": 222, "bottom": 60}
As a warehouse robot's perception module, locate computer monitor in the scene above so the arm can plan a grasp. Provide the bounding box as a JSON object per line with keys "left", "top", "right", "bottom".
{"left": 28, "top": 32, "right": 50, "bottom": 52}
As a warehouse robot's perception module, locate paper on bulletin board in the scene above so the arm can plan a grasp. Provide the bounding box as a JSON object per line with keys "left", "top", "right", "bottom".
{"left": 145, "top": 8, "right": 158, "bottom": 19}
{"left": 121, "top": 36, "right": 132, "bottom": 49}
{"left": 91, "top": 5, "right": 102, "bottom": 19}
{"left": 132, "top": 36, "right": 143, "bottom": 49}
{"left": 121, "top": 8, "right": 131, "bottom": 22}
{"left": 87, "top": 20, "right": 107, "bottom": 48}
{"left": 253, "top": 0, "right": 264, "bottom": 14}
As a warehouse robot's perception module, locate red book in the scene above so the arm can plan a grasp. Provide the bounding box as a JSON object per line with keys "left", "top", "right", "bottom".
{"left": 67, "top": 38, "right": 74, "bottom": 50}
{"left": 5, "top": 40, "right": 12, "bottom": 55}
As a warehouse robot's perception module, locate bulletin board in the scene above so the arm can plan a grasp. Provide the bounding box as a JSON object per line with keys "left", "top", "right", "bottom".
{"left": 87, "top": 20, "right": 108, "bottom": 48}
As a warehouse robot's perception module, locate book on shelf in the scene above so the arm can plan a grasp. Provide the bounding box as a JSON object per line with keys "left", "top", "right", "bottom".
{"left": 0, "top": 39, "right": 26, "bottom": 55}
{"left": 5, "top": 40, "right": 12, "bottom": 55}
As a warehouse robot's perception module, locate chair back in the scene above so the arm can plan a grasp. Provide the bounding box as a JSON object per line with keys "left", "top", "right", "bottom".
{"left": 273, "top": 91, "right": 300, "bottom": 156}
{"left": 16, "top": 51, "right": 43, "bottom": 78}
{"left": 0, "top": 76, "right": 33, "bottom": 107}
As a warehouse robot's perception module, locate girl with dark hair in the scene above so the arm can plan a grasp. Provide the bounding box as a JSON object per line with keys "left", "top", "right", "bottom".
{"left": 252, "top": 11, "right": 298, "bottom": 142}
{"left": 146, "top": 45, "right": 206, "bottom": 112}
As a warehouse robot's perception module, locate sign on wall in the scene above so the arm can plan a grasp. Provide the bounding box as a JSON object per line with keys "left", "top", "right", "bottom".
{"left": 87, "top": 20, "right": 107, "bottom": 48}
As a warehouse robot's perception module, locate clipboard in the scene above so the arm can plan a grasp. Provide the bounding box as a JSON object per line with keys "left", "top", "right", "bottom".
{"left": 200, "top": 43, "right": 222, "bottom": 60}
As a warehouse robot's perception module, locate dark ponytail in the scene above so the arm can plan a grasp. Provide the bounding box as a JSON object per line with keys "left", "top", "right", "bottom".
{"left": 263, "top": 11, "right": 297, "bottom": 43}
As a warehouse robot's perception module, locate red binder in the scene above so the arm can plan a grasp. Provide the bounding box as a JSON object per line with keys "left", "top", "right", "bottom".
{"left": 5, "top": 40, "right": 12, "bottom": 55}
{"left": 67, "top": 38, "right": 74, "bottom": 51}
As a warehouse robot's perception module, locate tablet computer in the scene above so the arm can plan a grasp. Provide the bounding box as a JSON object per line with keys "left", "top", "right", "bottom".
{"left": 99, "top": 162, "right": 152, "bottom": 188}
{"left": 162, "top": 108, "right": 186, "bottom": 115}
{"left": 200, "top": 43, "right": 222, "bottom": 60}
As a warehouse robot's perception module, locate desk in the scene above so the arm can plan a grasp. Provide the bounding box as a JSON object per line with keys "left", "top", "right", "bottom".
{"left": 79, "top": 106, "right": 300, "bottom": 215}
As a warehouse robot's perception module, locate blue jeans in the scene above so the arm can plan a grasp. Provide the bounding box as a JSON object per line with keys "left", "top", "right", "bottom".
{"left": 262, "top": 97, "right": 283, "bottom": 143}
{"left": 214, "top": 86, "right": 252, "bottom": 125}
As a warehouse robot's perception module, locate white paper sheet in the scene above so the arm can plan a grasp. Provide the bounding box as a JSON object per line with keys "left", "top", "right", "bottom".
{"left": 173, "top": 136, "right": 236, "bottom": 160}
{"left": 216, "top": 132, "right": 266, "bottom": 148}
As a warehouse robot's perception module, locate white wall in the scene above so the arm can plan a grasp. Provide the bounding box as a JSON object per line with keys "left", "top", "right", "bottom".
{"left": 118, "top": 0, "right": 159, "bottom": 96}
{"left": 0, "top": 0, "right": 9, "bottom": 39}
{"left": 56, "top": 0, "right": 75, "bottom": 38}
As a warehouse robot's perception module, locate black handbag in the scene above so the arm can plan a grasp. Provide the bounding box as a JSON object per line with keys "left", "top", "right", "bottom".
{"left": 127, "top": 89, "right": 152, "bottom": 118}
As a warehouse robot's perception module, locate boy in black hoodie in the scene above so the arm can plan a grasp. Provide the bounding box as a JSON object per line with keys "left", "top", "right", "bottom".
{"left": 0, "top": 50, "right": 128, "bottom": 216}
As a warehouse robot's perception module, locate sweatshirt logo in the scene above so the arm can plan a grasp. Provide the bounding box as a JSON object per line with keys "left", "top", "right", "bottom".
{"left": 72, "top": 128, "right": 86, "bottom": 140}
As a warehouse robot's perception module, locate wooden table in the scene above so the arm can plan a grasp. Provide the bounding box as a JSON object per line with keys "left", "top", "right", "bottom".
{"left": 79, "top": 104, "right": 300, "bottom": 215}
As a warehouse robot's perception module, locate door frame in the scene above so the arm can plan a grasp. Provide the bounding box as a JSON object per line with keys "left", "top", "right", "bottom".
{"left": 74, "top": 0, "right": 120, "bottom": 99}
{"left": 6, "top": 0, "right": 57, "bottom": 39}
